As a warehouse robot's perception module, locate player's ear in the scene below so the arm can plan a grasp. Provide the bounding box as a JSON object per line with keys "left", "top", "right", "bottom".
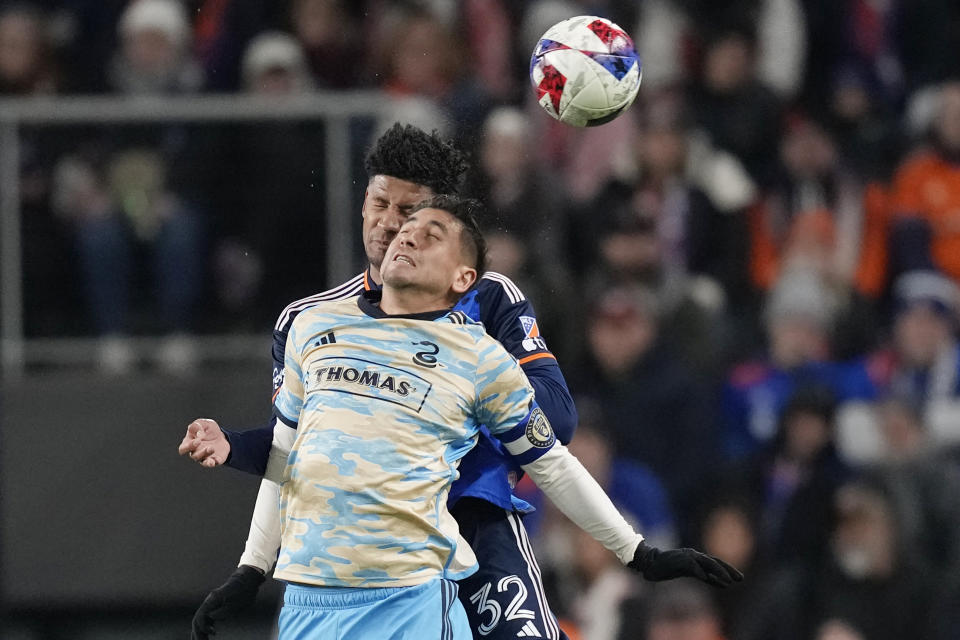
{"left": 451, "top": 265, "right": 477, "bottom": 295}
{"left": 361, "top": 188, "right": 370, "bottom": 217}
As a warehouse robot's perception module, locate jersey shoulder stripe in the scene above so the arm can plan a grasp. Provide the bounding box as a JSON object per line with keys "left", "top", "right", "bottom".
{"left": 446, "top": 310, "right": 470, "bottom": 325}
{"left": 481, "top": 271, "right": 525, "bottom": 304}
{"left": 274, "top": 273, "right": 365, "bottom": 330}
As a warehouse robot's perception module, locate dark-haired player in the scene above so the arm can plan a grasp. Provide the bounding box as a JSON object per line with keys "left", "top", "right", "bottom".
{"left": 210, "top": 195, "right": 740, "bottom": 639}
{"left": 182, "top": 124, "right": 580, "bottom": 640}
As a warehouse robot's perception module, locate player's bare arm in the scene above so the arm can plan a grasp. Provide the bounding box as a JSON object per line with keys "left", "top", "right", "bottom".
{"left": 178, "top": 418, "right": 230, "bottom": 467}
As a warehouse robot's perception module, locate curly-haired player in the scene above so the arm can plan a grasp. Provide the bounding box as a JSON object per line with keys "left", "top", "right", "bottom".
{"left": 181, "top": 123, "right": 582, "bottom": 639}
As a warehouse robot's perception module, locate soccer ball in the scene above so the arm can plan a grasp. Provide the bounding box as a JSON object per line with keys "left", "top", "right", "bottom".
{"left": 529, "top": 15, "right": 642, "bottom": 127}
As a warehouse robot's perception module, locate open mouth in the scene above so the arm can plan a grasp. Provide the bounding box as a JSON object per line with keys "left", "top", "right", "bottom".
{"left": 393, "top": 254, "right": 415, "bottom": 266}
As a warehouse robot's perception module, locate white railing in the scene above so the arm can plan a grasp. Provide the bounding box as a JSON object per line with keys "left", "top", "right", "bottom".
{"left": 0, "top": 92, "right": 389, "bottom": 377}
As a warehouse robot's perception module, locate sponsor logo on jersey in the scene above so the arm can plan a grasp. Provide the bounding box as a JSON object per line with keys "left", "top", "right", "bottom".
{"left": 306, "top": 357, "right": 432, "bottom": 412}
{"left": 525, "top": 407, "right": 555, "bottom": 448}
{"left": 273, "top": 366, "right": 284, "bottom": 392}
{"left": 519, "top": 316, "right": 548, "bottom": 352}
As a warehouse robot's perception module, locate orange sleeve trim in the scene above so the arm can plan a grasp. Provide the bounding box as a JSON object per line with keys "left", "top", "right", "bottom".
{"left": 518, "top": 352, "right": 557, "bottom": 365}
{"left": 272, "top": 387, "right": 281, "bottom": 403}
{"left": 363, "top": 270, "right": 371, "bottom": 291}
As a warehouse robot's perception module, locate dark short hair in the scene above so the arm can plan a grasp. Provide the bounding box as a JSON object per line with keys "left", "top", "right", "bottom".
{"left": 411, "top": 194, "right": 487, "bottom": 276}
{"left": 364, "top": 123, "right": 468, "bottom": 195}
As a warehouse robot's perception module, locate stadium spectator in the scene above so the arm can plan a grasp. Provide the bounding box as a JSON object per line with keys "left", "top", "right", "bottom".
{"left": 51, "top": 0, "right": 212, "bottom": 372}
{"left": 519, "top": 420, "right": 677, "bottom": 548}
{"left": 687, "top": 23, "right": 784, "bottom": 188}
{"left": 551, "top": 527, "right": 647, "bottom": 640}
{"left": 0, "top": 3, "right": 57, "bottom": 95}
{"left": 694, "top": 497, "right": 805, "bottom": 640}
{"left": 825, "top": 62, "right": 905, "bottom": 183}
{"left": 747, "top": 117, "right": 866, "bottom": 293}
{"left": 887, "top": 82, "right": 960, "bottom": 284}
{"left": 469, "top": 106, "right": 576, "bottom": 359}
{"left": 575, "top": 144, "right": 736, "bottom": 377}
{"left": 803, "top": 480, "right": 935, "bottom": 640}
{"left": 716, "top": 386, "right": 850, "bottom": 570}
{"left": 372, "top": 5, "right": 491, "bottom": 149}
{"left": 193, "top": 0, "right": 285, "bottom": 92}
{"left": 573, "top": 284, "right": 717, "bottom": 531}
{"left": 721, "top": 268, "right": 877, "bottom": 457}
{"left": 582, "top": 93, "right": 749, "bottom": 306}
{"left": 862, "top": 270, "right": 960, "bottom": 422}
{"left": 209, "top": 31, "right": 327, "bottom": 328}
{"left": 289, "top": 0, "right": 368, "bottom": 89}
{"left": 860, "top": 396, "right": 960, "bottom": 583}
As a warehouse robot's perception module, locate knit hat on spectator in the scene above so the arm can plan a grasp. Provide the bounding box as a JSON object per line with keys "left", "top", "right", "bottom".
{"left": 764, "top": 269, "right": 837, "bottom": 330}
{"left": 241, "top": 31, "right": 311, "bottom": 89}
{"left": 119, "top": 0, "right": 190, "bottom": 50}
{"left": 893, "top": 269, "right": 959, "bottom": 318}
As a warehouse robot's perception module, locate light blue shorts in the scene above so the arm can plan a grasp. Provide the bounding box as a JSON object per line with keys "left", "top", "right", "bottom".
{"left": 278, "top": 578, "right": 471, "bottom": 640}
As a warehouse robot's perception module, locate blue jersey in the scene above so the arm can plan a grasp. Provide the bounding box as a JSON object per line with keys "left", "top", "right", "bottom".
{"left": 226, "top": 268, "right": 577, "bottom": 513}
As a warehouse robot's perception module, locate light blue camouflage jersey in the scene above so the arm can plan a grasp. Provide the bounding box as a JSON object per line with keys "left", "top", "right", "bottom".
{"left": 272, "top": 294, "right": 557, "bottom": 588}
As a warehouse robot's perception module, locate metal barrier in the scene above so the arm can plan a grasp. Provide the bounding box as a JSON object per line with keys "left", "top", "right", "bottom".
{"left": 0, "top": 92, "right": 388, "bottom": 377}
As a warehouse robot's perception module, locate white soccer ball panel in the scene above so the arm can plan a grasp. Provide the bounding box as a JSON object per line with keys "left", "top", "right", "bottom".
{"left": 540, "top": 15, "right": 611, "bottom": 52}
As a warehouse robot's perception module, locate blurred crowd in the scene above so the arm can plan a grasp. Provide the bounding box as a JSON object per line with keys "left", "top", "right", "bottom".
{"left": 6, "top": 0, "right": 960, "bottom": 638}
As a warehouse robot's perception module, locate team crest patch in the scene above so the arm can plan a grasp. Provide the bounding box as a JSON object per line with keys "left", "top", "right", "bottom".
{"left": 525, "top": 408, "right": 555, "bottom": 448}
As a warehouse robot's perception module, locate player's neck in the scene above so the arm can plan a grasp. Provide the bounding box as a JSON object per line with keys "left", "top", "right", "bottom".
{"left": 368, "top": 264, "right": 383, "bottom": 285}
{"left": 380, "top": 287, "right": 453, "bottom": 316}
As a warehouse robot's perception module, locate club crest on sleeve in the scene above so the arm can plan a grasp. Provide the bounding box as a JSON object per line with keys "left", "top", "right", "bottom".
{"left": 525, "top": 408, "right": 555, "bottom": 448}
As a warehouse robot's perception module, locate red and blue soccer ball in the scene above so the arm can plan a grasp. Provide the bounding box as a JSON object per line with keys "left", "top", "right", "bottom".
{"left": 530, "top": 15, "right": 642, "bottom": 127}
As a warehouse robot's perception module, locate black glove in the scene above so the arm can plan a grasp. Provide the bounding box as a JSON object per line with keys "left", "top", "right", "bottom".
{"left": 192, "top": 565, "right": 266, "bottom": 639}
{"left": 627, "top": 541, "right": 744, "bottom": 588}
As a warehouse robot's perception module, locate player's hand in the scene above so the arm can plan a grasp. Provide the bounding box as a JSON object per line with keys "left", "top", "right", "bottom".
{"left": 192, "top": 565, "right": 265, "bottom": 639}
{"left": 179, "top": 418, "right": 230, "bottom": 467}
{"left": 627, "top": 541, "right": 743, "bottom": 588}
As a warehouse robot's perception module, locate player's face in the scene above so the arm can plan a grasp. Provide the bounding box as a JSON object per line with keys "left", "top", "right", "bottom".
{"left": 381, "top": 208, "right": 477, "bottom": 301}
{"left": 361, "top": 175, "right": 434, "bottom": 274}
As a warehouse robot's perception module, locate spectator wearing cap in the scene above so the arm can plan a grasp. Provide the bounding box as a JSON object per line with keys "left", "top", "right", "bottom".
{"left": 721, "top": 270, "right": 877, "bottom": 459}
{"left": 109, "top": 0, "right": 202, "bottom": 95}
{"left": 865, "top": 270, "right": 960, "bottom": 406}
{"left": 850, "top": 270, "right": 960, "bottom": 449}
{"left": 572, "top": 284, "right": 717, "bottom": 537}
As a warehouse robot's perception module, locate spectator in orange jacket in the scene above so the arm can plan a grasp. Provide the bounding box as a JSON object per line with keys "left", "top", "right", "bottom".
{"left": 888, "top": 82, "right": 960, "bottom": 283}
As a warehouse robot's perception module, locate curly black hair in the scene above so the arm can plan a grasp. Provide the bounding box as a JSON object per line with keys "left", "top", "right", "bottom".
{"left": 411, "top": 194, "right": 487, "bottom": 276}
{"left": 364, "top": 123, "right": 468, "bottom": 195}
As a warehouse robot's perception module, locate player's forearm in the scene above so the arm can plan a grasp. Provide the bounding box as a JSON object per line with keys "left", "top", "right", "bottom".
{"left": 524, "top": 364, "right": 578, "bottom": 445}
{"left": 237, "top": 423, "right": 296, "bottom": 571}
{"left": 521, "top": 443, "right": 642, "bottom": 564}
{"left": 223, "top": 420, "right": 275, "bottom": 476}
{"left": 238, "top": 477, "right": 282, "bottom": 572}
